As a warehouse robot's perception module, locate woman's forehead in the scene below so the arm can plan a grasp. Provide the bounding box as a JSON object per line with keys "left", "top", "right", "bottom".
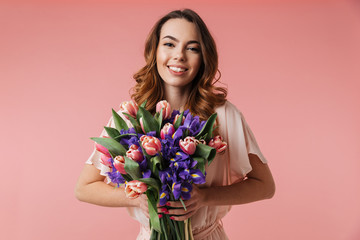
{"left": 159, "top": 18, "right": 200, "bottom": 43}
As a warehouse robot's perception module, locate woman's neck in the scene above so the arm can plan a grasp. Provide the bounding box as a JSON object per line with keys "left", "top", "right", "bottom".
{"left": 163, "top": 85, "right": 191, "bottom": 112}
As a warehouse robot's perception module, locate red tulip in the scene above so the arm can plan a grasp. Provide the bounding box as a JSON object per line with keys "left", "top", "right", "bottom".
{"left": 100, "top": 154, "right": 112, "bottom": 168}
{"left": 140, "top": 135, "right": 161, "bottom": 156}
{"left": 125, "top": 180, "right": 147, "bottom": 199}
{"left": 95, "top": 143, "right": 111, "bottom": 158}
{"left": 119, "top": 100, "right": 138, "bottom": 118}
{"left": 173, "top": 114, "right": 185, "bottom": 125}
{"left": 179, "top": 136, "right": 198, "bottom": 155}
{"left": 113, "top": 155, "right": 127, "bottom": 174}
{"left": 208, "top": 135, "right": 227, "bottom": 153}
{"left": 126, "top": 145, "right": 143, "bottom": 162}
{"left": 160, "top": 123, "right": 175, "bottom": 139}
{"left": 156, "top": 100, "right": 171, "bottom": 120}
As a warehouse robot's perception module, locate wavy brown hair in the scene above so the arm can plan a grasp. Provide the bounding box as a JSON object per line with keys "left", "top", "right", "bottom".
{"left": 131, "top": 9, "right": 227, "bottom": 121}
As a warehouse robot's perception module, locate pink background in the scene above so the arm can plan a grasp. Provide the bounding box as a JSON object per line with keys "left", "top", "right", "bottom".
{"left": 1, "top": 0, "right": 360, "bottom": 239}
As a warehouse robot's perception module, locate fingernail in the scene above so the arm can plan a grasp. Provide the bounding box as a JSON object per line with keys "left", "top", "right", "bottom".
{"left": 166, "top": 202, "right": 171, "bottom": 206}
{"left": 158, "top": 214, "right": 163, "bottom": 218}
{"left": 170, "top": 216, "right": 175, "bottom": 220}
{"left": 161, "top": 208, "right": 167, "bottom": 212}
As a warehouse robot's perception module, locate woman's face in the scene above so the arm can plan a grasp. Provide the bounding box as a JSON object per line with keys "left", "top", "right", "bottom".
{"left": 156, "top": 18, "right": 202, "bottom": 90}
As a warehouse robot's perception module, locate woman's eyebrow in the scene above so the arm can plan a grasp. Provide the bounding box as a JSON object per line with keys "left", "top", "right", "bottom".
{"left": 162, "top": 35, "right": 200, "bottom": 45}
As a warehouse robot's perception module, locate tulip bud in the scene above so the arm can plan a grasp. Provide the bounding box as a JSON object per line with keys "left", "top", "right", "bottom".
{"left": 208, "top": 135, "right": 227, "bottom": 153}
{"left": 119, "top": 101, "right": 138, "bottom": 118}
{"left": 173, "top": 114, "right": 185, "bottom": 125}
{"left": 156, "top": 100, "right": 171, "bottom": 120}
{"left": 95, "top": 143, "right": 111, "bottom": 158}
{"left": 126, "top": 144, "right": 143, "bottom": 162}
{"left": 140, "top": 135, "right": 162, "bottom": 156}
{"left": 124, "top": 180, "right": 147, "bottom": 199}
{"left": 113, "top": 155, "right": 127, "bottom": 174}
{"left": 160, "top": 123, "right": 175, "bottom": 139}
{"left": 100, "top": 154, "right": 112, "bottom": 168}
{"left": 179, "top": 136, "right": 198, "bottom": 155}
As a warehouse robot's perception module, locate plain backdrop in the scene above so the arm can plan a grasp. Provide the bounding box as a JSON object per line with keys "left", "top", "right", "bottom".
{"left": 1, "top": 0, "right": 360, "bottom": 239}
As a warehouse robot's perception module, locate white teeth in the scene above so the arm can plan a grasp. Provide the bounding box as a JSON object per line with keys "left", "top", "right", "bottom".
{"left": 169, "top": 66, "right": 186, "bottom": 72}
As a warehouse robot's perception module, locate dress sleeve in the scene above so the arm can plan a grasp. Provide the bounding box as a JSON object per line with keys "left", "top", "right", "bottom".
{"left": 223, "top": 101, "right": 268, "bottom": 183}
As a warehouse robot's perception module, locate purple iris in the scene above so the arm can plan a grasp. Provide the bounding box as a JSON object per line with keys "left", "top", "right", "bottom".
{"left": 107, "top": 160, "right": 125, "bottom": 186}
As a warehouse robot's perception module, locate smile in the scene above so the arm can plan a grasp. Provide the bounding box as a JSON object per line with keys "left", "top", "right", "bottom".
{"left": 168, "top": 66, "right": 188, "bottom": 73}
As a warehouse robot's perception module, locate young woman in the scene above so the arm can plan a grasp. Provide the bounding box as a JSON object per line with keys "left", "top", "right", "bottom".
{"left": 75, "top": 9, "right": 275, "bottom": 240}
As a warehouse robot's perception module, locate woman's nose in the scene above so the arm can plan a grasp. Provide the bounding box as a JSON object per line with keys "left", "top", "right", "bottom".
{"left": 173, "top": 48, "right": 186, "bottom": 61}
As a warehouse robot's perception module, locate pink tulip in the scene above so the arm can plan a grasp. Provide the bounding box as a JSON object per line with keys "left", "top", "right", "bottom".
{"left": 173, "top": 114, "right": 185, "bottom": 125}
{"left": 125, "top": 180, "right": 147, "bottom": 199}
{"left": 100, "top": 154, "right": 112, "bottom": 168}
{"left": 208, "top": 135, "right": 227, "bottom": 153}
{"left": 140, "top": 135, "right": 162, "bottom": 156}
{"left": 160, "top": 123, "right": 175, "bottom": 139}
{"left": 126, "top": 145, "right": 143, "bottom": 162}
{"left": 179, "top": 136, "right": 198, "bottom": 155}
{"left": 113, "top": 155, "right": 127, "bottom": 174}
{"left": 119, "top": 100, "right": 138, "bottom": 118}
{"left": 95, "top": 143, "right": 111, "bottom": 158}
{"left": 199, "top": 139, "right": 206, "bottom": 145}
{"left": 156, "top": 100, "right": 171, "bottom": 120}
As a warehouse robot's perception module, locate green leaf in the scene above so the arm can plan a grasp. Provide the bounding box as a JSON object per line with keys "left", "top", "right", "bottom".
{"left": 121, "top": 174, "right": 132, "bottom": 182}
{"left": 149, "top": 155, "right": 162, "bottom": 177}
{"left": 137, "top": 106, "right": 159, "bottom": 134}
{"left": 193, "top": 156, "right": 206, "bottom": 174}
{"left": 112, "top": 109, "right": 129, "bottom": 131}
{"left": 138, "top": 177, "right": 161, "bottom": 192}
{"left": 160, "top": 218, "right": 169, "bottom": 240}
{"left": 147, "top": 189, "right": 161, "bottom": 233}
{"left": 156, "top": 108, "right": 163, "bottom": 133}
{"left": 104, "top": 127, "right": 120, "bottom": 139}
{"left": 178, "top": 220, "right": 185, "bottom": 240}
{"left": 113, "top": 133, "right": 137, "bottom": 141}
{"left": 166, "top": 215, "right": 180, "bottom": 239}
{"left": 122, "top": 113, "right": 142, "bottom": 133}
{"left": 150, "top": 228, "right": 157, "bottom": 240}
{"left": 194, "top": 144, "right": 216, "bottom": 165}
{"left": 124, "top": 156, "right": 142, "bottom": 179}
{"left": 140, "top": 99, "right": 147, "bottom": 108}
{"left": 91, "top": 137, "right": 127, "bottom": 156}
{"left": 173, "top": 111, "right": 184, "bottom": 129}
{"left": 195, "top": 113, "right": 217, "bottom": 141}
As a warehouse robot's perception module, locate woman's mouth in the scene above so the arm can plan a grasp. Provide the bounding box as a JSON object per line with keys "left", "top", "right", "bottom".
{"left": 168, "top": 66, "right": 188, "bottom": 73}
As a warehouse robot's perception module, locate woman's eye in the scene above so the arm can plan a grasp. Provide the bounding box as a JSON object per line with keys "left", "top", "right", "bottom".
{"left": 164, "top": 43, "right": 174, "bottom": 47}
{"left": 188, "top": 47, "right": 200, "bottom": 53}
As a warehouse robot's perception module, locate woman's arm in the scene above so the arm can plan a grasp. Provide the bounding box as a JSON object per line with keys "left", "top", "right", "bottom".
{"left": 75, "top": 164, "right": 140, "bottom": 207}
{"left": 203, "top": 153, "right": 275, "bottom": 206}
{"left": 161, "top": 154, "right": 275, "bottom": 220}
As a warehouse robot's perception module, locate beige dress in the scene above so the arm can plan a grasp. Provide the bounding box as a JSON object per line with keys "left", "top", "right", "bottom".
{"left": 86, "top": 101, "right": 268, "bottom": 240}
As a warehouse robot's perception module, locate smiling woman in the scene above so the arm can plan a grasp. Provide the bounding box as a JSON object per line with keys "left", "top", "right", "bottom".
{"left": 75, "top": 8, "right": 275, "bottom": 240}
{"left": 156, "top": 18, "right": 202, "bottom": 100}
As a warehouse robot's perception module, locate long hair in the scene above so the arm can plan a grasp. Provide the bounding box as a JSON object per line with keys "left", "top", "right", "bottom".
{"left": 131, "top": 9, "right": 227, "bottom": 121}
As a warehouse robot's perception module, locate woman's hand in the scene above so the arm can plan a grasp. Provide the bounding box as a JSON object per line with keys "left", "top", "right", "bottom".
{"left": 138, "top": 194, "right": 150, "bottom": 218}
{"left": 157, "top": 185, "right": 206, "bottom": 221}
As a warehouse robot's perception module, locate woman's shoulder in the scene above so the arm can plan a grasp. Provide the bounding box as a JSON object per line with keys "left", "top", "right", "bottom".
{"left": 215, "top": 100, "right": 244, "bottom": 117}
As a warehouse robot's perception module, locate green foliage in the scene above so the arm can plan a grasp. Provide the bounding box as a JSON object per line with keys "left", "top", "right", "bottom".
{"left": 90, "top": 137, "right": 126, "bottom": 156}
{"left": 112, "top": 109, "right": 129, "bottom": 131}
{"left": 195, "top": 113, "right": 217, "bottom": 141}
{"left": 124, "top": 156, "right": 142, "bottom": 179}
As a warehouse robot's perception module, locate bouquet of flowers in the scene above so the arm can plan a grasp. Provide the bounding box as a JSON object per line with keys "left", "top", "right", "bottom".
{"left": 91, "top": 100, "right": 227, "bottom": 239}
